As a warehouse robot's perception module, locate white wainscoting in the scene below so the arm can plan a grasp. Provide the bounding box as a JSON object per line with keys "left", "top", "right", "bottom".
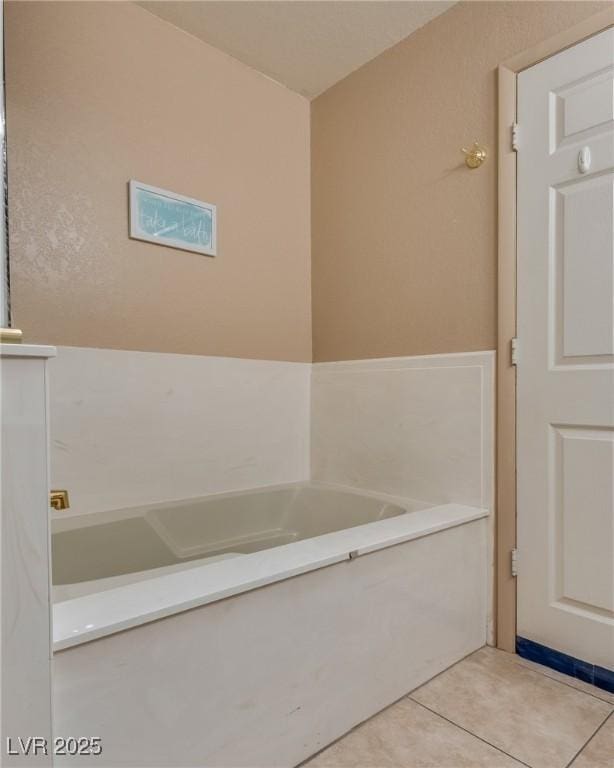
{"left": 311, "top": 352, "right": 495, "bottom": 640}
{"left": 311, "top": 352, "right": 495, "bottom": 509}
{"left": 50, "top": 348, "right": 494, "bottom": 519}
{"left": 49, "top": 347, "right": 311, "bottom": 515}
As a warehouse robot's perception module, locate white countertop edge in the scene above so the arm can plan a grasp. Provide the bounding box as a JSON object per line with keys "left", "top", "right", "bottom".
{"left": 0, "top": 343, "right": 57, "bottom": 358}
{"left": 53, "top": 503, "right": 489, "bottom": 651}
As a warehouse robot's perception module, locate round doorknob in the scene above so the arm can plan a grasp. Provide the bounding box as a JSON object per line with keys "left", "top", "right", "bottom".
{"left": 461, "top": 142, "right": 488, "bottom": 169}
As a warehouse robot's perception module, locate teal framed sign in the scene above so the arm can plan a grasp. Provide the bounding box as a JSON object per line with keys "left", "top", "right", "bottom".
{"left": 129, "top": 180, "right": 217, "bottom": 257}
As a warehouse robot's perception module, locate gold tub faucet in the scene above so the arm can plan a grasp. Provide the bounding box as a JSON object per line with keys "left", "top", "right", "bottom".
{"left": 50, "top": 490, "right": 70, "bottom": 511}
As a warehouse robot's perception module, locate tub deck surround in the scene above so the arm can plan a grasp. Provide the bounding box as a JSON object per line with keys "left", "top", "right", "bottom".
{"left": 48, "top": 348, "right": 496, "bottom": 652}
{"left": 53, "top": 517, "right": 488, "bottom": 768}
{"left": 52, "top": 486, "right": 487, "bottom": 650}
{"left": 48, "top": 349, "right": 493, "bottom": 764}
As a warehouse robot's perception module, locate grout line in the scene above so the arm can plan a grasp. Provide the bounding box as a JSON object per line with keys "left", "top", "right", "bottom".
{"left": 464, "top": 646, "right": 613, "bottom": 708}
{"left": 298, "top": 647, "right": 489, "bottom": 767}
{"left": 295, "top": 688, "right": 412, "bottom": 766}
{"left": 514, "top": 658, "right": 614, "bottom": 706}
{"left": 302, "top": 646, "right": 610, "bottom": 768}
{"left": 409, "top": 699, "right": 533, "bottom": 768}
{"left": 408, "top": 646, "right": 487, "bottom": 696}
{"left": 564, "top": 710, "right": 613, "bottom": 768}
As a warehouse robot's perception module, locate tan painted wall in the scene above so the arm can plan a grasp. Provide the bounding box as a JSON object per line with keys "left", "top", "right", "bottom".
{"left": 311, "top": 0, "right": 610, "bottom": 362}
{"left": 6, "top": 1, "right": 311, "bottom": 362}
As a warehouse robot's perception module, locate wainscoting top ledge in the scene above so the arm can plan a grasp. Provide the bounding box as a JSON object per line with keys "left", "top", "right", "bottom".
{"left": 312, "top": 350, "right": 496, "bottom": 370}
{"left": 1, "top": 343, "right": 56, "bottom": 358}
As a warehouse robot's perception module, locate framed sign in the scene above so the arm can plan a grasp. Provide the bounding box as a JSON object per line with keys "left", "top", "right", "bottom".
{"left": 129, "top": 180, "right": 217, "bottom": 256}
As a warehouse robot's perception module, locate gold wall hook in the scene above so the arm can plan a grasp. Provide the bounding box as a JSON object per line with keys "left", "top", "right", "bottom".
{"left": 462, "top": 142, "right": 487, "bottom": 169}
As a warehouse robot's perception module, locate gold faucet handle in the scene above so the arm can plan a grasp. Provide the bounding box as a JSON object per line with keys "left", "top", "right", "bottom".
{"left": 50, "top": 490, "right": 70, "bottom": 511}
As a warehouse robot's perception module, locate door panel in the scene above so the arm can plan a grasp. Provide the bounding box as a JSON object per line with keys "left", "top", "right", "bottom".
{"left": 556, "top": 426, "right": 613, "bottom": 613}
{"left": 558, "top": 173, "right": 614, "bottom": 360}
{"left": 517, "top": 28, "right": 614, "bottom": 670}
{"left": 554, "top": 67, "right": 614, "bottom": 147}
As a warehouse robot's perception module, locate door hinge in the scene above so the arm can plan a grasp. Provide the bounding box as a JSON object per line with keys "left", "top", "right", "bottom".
{"left": 511, "top": 337, "right": 519, "bottom": 366}
{"left": 511, "top": 548, "right": 519, "bottom": 577}
{"left": 511, "top": 122, "right": 519, "bottom": 152}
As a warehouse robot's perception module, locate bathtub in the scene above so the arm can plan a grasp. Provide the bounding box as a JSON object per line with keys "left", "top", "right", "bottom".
{"left": 52, "top": 482, "right": 489, "bottom": 767}
{"left": 52, "top": 483, "right": 429, "bottom": 603}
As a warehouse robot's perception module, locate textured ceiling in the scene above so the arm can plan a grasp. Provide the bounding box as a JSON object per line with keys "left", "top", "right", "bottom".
{"left": 138, "top": 1, "right": 456, "bottom": 99}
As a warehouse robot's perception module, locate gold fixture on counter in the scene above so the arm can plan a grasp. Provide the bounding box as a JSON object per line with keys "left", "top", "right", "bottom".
{"left": 462, "top": 142, "right": 488, "bottom": 169}
{"left": 0, "top": 328, "right": 23, "bottom": 343}
{"left": 50, "top": 490, "right": 70, "bottom": 511}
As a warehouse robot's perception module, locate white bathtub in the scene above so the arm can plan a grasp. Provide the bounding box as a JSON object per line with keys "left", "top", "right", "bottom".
{"left": 52, "top": 483, "right": 428, "bottom": 603}
{"left": 52, "top": 482, "right": 489, "bottom": 766}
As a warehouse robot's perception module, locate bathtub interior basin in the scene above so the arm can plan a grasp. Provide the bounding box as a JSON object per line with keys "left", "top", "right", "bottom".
{"left": 52, "top": 483, "right": 432, "bottom": 601}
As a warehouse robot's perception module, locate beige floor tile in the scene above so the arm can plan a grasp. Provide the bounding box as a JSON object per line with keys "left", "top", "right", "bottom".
{"left": 411, "top": 647, "right": 612, "bottom": 768}
{"left": 514, "top": 656, "right": 614, "bottom": 706}
{"left": 306, "top": 698, "right": 524, "bottom": 768}
{"left": 570, "top": 714, "right": 614, "bottom": 768}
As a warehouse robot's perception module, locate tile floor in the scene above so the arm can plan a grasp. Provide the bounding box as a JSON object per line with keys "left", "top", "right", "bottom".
{"left": 306, "top": 647, "right": 614, "bottom": 768}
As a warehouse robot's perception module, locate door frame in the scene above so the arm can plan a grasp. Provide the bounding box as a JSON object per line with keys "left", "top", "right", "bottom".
{"left": 496, "top": 7, "right": 614, "bottom": 653}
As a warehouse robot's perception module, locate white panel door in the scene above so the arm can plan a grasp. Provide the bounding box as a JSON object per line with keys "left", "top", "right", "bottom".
{"left": 517, "top": 27, "right": 614, "bottom": 670}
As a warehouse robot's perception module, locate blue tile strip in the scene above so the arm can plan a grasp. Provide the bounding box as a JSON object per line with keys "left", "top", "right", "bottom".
{"left": 516, "top": 637, "right": 614, "bottom": 694}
